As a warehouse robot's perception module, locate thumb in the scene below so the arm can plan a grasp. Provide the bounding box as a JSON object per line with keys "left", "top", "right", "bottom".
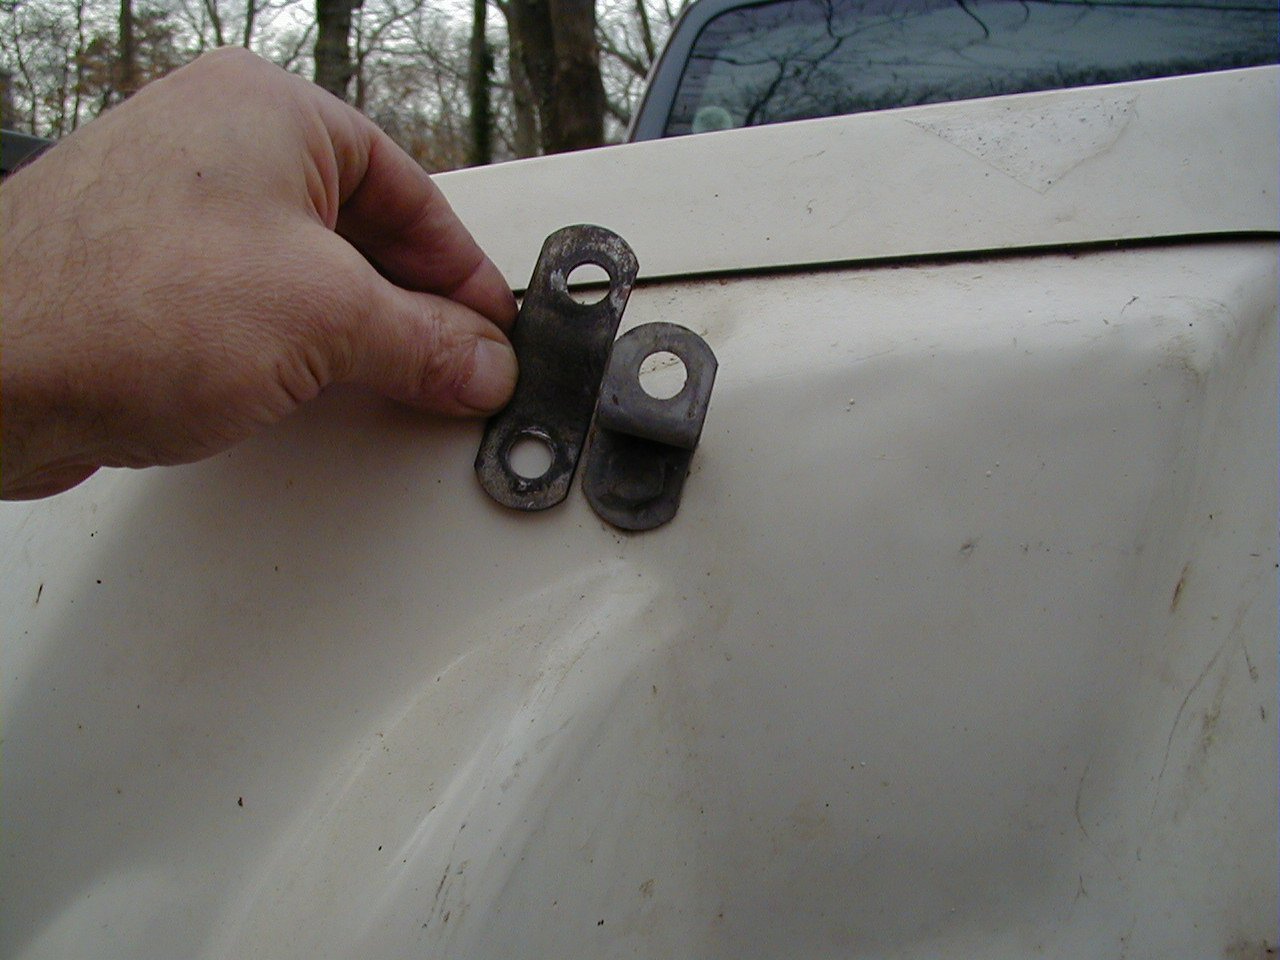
{"left": 341, "top": 275, "right": 518, "bottom": 417}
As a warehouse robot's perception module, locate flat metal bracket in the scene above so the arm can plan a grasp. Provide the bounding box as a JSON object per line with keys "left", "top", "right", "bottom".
{"left": 475, "top": 225, "right": 638, "bottom": 510}
{"left": 582, "top": 322, "right": 717, "bottom": 531}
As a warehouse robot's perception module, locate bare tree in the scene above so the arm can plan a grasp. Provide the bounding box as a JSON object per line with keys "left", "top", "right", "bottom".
{"left": 0, "top": 67, "right": 16, "bottom": 127}
{"left": 314, "top": 0, "right": 359, "bottom": 98}
{"left": 270, "top": 19, "right": 316, "bottom": 71}
{"left": 550, "top": 0, "right": 606, "bottom": 149}
{"left": 71, "top": 0, "right": 88, "bottom": 127}
{"left": 595, "top": 0, "right": 684, "bottom": 130}
{"left": 1, "top": 0, "right": 678, "bottom": 167}
{"left": 493, "top": 0, "right": 539, "bottom": 157}
{"left": 242, "top": 0, "right": 257, "bottom": 46}
{"left": 1, "top": 0, "right": 186, "bottom": 135}
{"left": 2, "top": 4, "right": 54, "bottom": 131}
{"left": 467, "top": 0, "right": 492, "bottom": 164}
{"left": 350, "top": 0, "right": 422, "bottom": 109}
{"left": 203, "top": 0, "right": 225, "bottom": 45}
{"left": 508, "top": 0, "right": 605, "bottom": 153}
{"left": 117, "top": 0, "right": 138, "bottom": 97}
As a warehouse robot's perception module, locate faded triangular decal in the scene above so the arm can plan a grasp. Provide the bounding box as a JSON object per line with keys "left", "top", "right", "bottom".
{"left": 907, "top": 93, "right": 1137, "bottom": 194}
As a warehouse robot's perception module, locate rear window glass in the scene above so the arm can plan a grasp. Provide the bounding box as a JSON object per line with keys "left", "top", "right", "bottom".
{"left": 665, "top": 0, "right": 1279, "bottom": 136}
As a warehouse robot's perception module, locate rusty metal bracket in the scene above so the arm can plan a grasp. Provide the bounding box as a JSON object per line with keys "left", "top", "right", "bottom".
{"left": 475, "top": 225, "right": 638, "bottom": 510}
{"left": 582, "top": 322, "right": 717, "bottom": 531}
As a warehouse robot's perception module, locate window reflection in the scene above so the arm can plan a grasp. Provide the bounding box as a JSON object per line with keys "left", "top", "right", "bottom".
{"left": 665, "top": 0, "right": 1279, "bottom": 136}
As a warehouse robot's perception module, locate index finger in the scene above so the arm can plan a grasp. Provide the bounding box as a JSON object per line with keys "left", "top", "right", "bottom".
{"left": 312, "top": 92, "right": 517, "bottom": 331}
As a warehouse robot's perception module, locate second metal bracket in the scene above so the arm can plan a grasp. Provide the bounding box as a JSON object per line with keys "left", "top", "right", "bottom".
{"left": 582, "top": 322, "right": 718, "bottom": 531}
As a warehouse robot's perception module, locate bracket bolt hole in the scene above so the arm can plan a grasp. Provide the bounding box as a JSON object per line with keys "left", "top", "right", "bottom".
{"left": 639, "top": 351, "right": 687, "bottom": 400}
{"left": 565, "top": 263, "right": 612, "bottom": 305}
{"left": 508, "top": 433, "right": 555, "bottom": 480}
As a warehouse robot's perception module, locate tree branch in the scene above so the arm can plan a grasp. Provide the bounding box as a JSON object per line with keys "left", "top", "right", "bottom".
{"left": 596, "top": 24, "right": 646, "bottom": 78}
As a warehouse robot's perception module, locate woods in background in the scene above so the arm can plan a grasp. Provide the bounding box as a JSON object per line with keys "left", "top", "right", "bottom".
{"left": 0, "top": 0, "right": 685, "bottom": 169}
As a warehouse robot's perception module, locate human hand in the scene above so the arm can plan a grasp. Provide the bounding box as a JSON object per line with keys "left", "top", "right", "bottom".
{"left": 0, "top": 48, "right": 518, "bottom": 500}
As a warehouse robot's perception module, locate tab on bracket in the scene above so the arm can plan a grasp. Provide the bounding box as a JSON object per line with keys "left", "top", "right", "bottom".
{"left": 582, "top": 322, "right": 717, "bottom": 531}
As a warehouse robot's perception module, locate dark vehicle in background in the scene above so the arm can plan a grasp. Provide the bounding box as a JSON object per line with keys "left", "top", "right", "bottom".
{"left": 630, "top": 0, "right": 1278, "bottom": 139}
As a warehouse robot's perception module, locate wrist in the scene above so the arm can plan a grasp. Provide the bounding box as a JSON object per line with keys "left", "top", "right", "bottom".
{"left": 1, "top": 172, "right": 101, "bottom": 499}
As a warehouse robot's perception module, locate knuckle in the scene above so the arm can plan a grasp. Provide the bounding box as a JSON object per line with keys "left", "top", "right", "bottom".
{"left": 194, "top": 46, "right": 261, "bottom": 71}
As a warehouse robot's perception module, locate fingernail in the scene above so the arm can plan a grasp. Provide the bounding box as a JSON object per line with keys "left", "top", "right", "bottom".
{"left": 460, "top": 338, "right": 518, "bottom": 412}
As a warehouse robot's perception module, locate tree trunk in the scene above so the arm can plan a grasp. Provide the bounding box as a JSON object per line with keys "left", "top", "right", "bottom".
{"left": 509, "top": 43, "right": 539, "bottom": 158}
{"left": 468, "top": 0, "right": 494, "bottom": 165}
{"left": 117, "top": 0, "right": 139, "bottom": 99}
{"left": 497, "top": 2, "right": 540, "bottom": 158}
{"left": 53, "top": 61, "right": 68, "bottom": 137}
{"left": 510, "top": 0, "right": 604, "bottom": 154}
{"left": 243, "top": 0, "right": 258, "bottom": 48}
{"left": 204, "top": 0, "right": 226, "bottom": 47}
{"left": 634, "top": 0, "right": 655, "bottom": 64}
{"left": 352, "top": 48, "right": 367, "bottom": 111}
{"left": 0, "top": 69, "right": 15, "bottom": 130}
{"left": 314, "top": 0, "right": 359, "bottom": 100}
{"left": 8, "top": 36, "right": 42, "bottom": 133}
{"left": 509, "top": 0, "right": 552, "bottom": 147}
{"left": 546, "top": 0, "right": 604, "bottom": 151}
{"left": 351, "top": 17, "right": 367, "bottom": 110}
{"left": 72, "top": 0, "right": 87, "bottom": 129}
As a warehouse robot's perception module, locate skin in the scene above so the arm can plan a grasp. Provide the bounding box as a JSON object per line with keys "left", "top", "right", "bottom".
{"left": 0, "top": 48, "right": 519, "bottom": 500}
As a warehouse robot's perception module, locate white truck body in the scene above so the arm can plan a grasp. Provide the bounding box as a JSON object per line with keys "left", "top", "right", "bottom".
{"left": 2, "top": 66, "right": 1276, "bottom": 958}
